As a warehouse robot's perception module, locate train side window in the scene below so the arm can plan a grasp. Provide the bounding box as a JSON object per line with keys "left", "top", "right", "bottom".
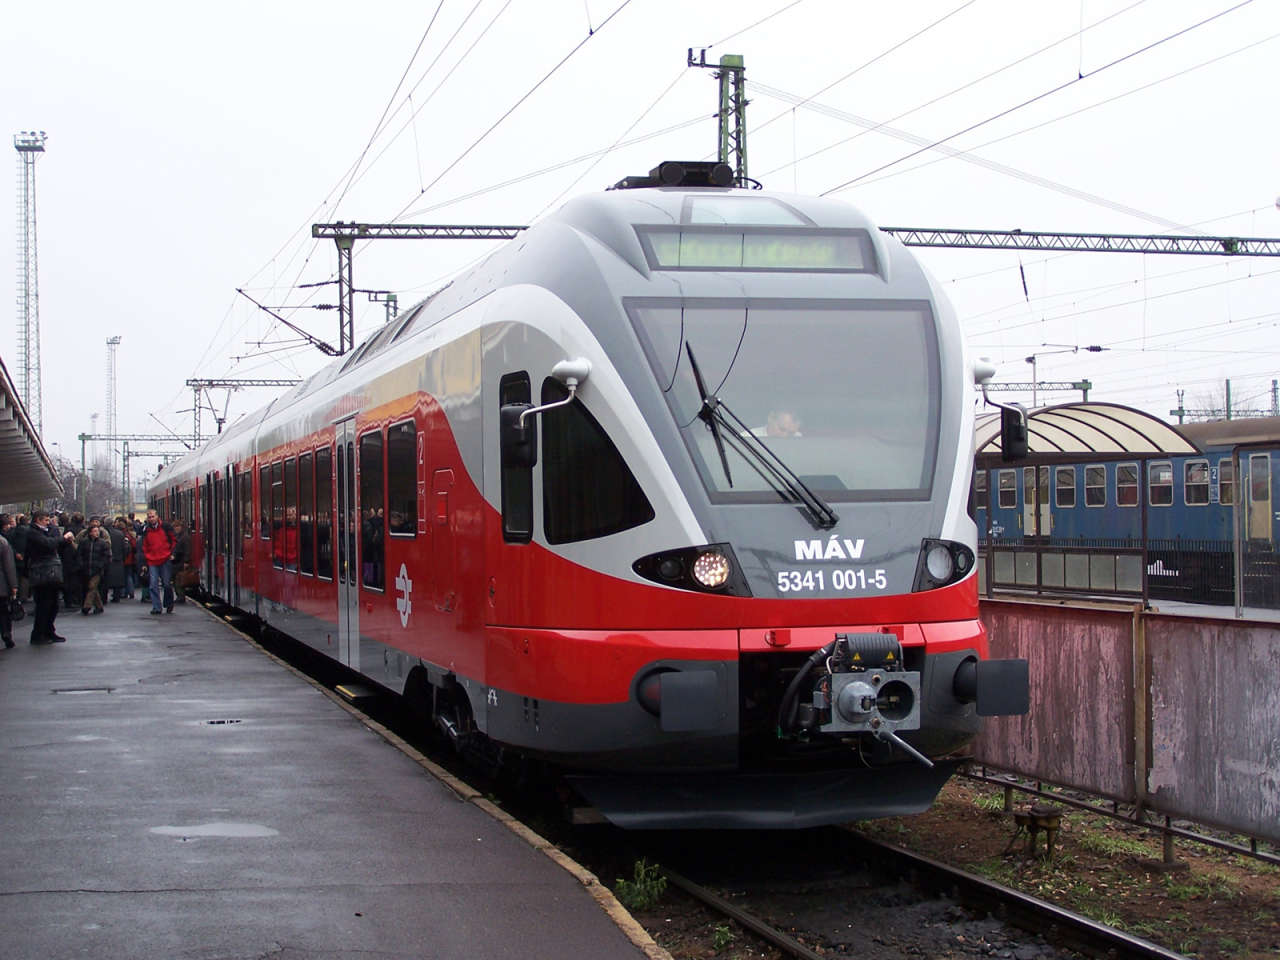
{"left": 1054, "top": 466, "right": 1076, "bottom": 508}
{"left": 1219, "top": 458, "right": 1234, "bottom": 505}
{"left": 997, "top": 469, "right": 1016, "bottom": 508}
{"left": 1085, "top": 465, "right": 1106, "bottom": 507}
{"left": 359, "top": 430, "right": 385, "bottom": 591}
{"left": 239, "top": 471, "right": 251, "bottom": 556}
{"left": 271, "top": 462, "right": 284, "bottom": 566}
{"left": 500, "top": 373, "right": 534, "bottom": 544}
{"left": 1250, "top": 453, "right": 1270, "bottom": 503}
{"left": 299, "top": 453, "right": 314, "bottom": 575}
{"left": 1116, "top": 463, "right": 1138, "bottom": 507}
{"left": 974, "top": 472, "right": 987, "bottom": 510}
{"left": 284, "top": 458, "right": 299, "bottom": 571}
{"left": 1148, "top": 460, "right": 1173, "bottom": 507}
{"left": 316, "top": 447, "right": 333, "bottom": 580}
{"left": 541, "top": 378, "right": 654, "bottom": 544}
{"left": 259, "top": 465, "right": 271, "bottom": 538}
{"left": 387, "top": 421, "right": 417, "bottom": 537}
{"left": 1184, "top": 459, "right": 1209, "bottom": 506}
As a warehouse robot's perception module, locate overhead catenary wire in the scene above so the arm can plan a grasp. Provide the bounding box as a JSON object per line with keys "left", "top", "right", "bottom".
{"left": 822, "top": 0, "right": 1257, "bottom": 195}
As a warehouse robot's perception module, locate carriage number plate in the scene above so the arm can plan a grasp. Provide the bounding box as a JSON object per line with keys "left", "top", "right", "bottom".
{"left": 776, "top": 568, "right": 887, "bottom": 592}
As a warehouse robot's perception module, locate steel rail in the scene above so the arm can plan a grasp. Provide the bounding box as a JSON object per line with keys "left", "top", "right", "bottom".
{"left": 841, "top": 830, "right": 1188, "bottom": 960}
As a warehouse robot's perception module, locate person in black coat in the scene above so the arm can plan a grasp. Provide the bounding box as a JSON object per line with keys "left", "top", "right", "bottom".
{"left": 59, "top": 524, "right": 82, "bottom": 610}
{"left": 78, "top": 522, "right": 112, "bottom": 615}
{"left": 26, "top": 510, "right": 71, "bottom": 644}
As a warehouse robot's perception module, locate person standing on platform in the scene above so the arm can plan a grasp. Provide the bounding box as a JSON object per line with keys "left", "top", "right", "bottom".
{"left": 26, "top": 510, "right": 70, "bottom": 644}
{"left": 140, "top": 509, "right": 176, "bottom": 615}
{"left": 0, "top": 517, "right": 17, "bottom": 649}
{"left": 9, "top": 514, "right": 31, "bottom": 604}
{"left": 106, "top": 517, "right": 127, "bottom": 602}
{"left": 78, "top": 522, "right": 112, "bottom": 615}
{"left": 59, "top": 521, "right": 83, "bottom": 611}
{"left": 116, "top": 517, "right": 137, "bottom": 599}
{"left": 171, "top": 519, "right": 192, "bottom": 605}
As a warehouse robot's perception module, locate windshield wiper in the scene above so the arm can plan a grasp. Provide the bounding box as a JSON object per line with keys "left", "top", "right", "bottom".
{"left": 685, "top": 343, "right": 733, "bottom": 487}
{"left": 683, "top": 344, "right": 838, "bottom": 530}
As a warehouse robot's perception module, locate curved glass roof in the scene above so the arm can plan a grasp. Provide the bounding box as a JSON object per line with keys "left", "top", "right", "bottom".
{"left": 975, "top": 402, "right": 1200, "bottom": 463}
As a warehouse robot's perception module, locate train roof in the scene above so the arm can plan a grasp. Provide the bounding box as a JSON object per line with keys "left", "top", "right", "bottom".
{"left": 1178, "top": 415, "right": 1280, "bottom": 448}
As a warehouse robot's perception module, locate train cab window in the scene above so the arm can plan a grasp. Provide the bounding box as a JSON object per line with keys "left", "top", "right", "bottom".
{"left": 1116, "top": 463, "right": 1139, "bottom": 507}
{"left": 1219, "top": 458, "right": 1234, "bottom": 506}
{"left": 1149, "top": 461, "right": 1173, "bottom": 507}
{"left": 997, "top": 469, "right": 1016, "bottom": 508}
{"left": 359, "top": 431, "right": 385, "bottom": 591}
{"left": 284, "top": 458, "right": 299, "bottom": 571}
{"left": 316, "top": 447, "right": 333, "bottom": 580}
{"left": 499, "top": 373, "right": 534, "bottom": 544}
{"left": 541, "top": 378, "right": 654, "bottom": 544}
{"left": 974, "top": 471, "right": 987, "bottom": 510}
{"left": 1085, "top": 465, "right": 1106, "bottom": 507}
{"left": 1184, "top": 459, "right": 1209, "bottom": 506}
{"left": 387, "top": 421, "right": 417, "bottom": 537}
{"left": 1054, "top": 467, "right": 1076, "bottom": 508}
{"left": 259, "top": 465, "right": 271, "bottom": 538}
{"left": 299, "top": 453, "right": 314, "bottom": 575}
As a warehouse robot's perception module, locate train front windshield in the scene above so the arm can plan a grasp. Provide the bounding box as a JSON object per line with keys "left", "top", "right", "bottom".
{"left": 627, "top": 300, "right": 941, "bottom": 502}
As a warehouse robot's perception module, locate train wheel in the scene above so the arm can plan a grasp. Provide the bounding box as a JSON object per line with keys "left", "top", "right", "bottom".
{"left": 433, "top": 682, "right": 475, "bottom": 755}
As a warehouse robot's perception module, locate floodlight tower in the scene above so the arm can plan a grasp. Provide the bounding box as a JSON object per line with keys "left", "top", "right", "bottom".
{"left": 106, "top": 336, "right": 122, "bottom": 486}
{"left": 14, "top": 130, "right": 47, "bottom": 434}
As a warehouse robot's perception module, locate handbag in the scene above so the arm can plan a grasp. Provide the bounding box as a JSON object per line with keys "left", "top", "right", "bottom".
{"left": 177, "top": 566, "right": 199, "bottom": 589}
{"left": 28, "top": 557, "right": 64, "bottom": 588}
{"left": 8, "top": 598, "right": 24, "bottom": 622}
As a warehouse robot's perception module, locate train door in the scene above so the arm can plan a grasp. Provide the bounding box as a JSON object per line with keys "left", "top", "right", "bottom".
{"left": 212, "top": 475, "right": 224, "bottom": 598}
{"left": 203, "top": 474, "right": 214, "bottom": 589}
{"left": 1022, "top": 466, "right": 1052, "bottom": 537}
{"left": 335, "top": 419, "right": 359, "bottom": 670}
{"left": 1247, "top": 452, "right": 1272, "bottom": 543}
{"left": 432, "top": 468, "right": 455, "bottom": 612}
{"left": 224, "top": 464, "right": 236, "bottom": 604}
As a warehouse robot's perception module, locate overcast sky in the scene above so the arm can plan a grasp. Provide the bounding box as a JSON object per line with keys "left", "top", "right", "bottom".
{"left": 4, "top": 0, "right": 1279, "bottom": 477}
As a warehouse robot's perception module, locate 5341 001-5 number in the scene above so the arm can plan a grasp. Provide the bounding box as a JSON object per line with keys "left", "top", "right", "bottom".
{"left": 776, "top": 568, "right": 887, "bottom": 593}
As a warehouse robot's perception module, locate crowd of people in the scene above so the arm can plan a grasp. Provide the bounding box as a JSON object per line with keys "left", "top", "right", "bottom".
{"left": 0, "top": 508, "right": 193, "bottom": 648}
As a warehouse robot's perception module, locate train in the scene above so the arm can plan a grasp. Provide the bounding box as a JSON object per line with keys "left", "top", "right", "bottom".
{"left": 150, "top": 161, "right": 1029, "bottom": 829}
{"left": 976, "top": 415, "right": 1280, "bottom": 607}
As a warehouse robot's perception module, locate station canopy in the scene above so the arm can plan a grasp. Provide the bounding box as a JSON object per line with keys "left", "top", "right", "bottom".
{"left": 974, "top": 401, "right": 1200, "bottom": 466}
{"left": 0, "top": 354, "right": 62, "bottom": 503}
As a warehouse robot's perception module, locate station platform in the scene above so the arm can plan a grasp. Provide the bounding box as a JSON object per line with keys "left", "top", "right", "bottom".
{"left": 0, "top": 598, "right": 660, "bottom": 960}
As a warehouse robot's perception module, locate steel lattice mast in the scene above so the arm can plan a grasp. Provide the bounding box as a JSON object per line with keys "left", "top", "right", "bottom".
{"left": 106, "top": 335, "right": 121, "bottom": 488}
{"left": 14, "top": 131, "right": 47, "bottom": 435}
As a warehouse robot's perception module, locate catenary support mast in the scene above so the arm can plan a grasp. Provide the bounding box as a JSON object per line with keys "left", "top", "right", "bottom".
{"left": 14, "top": 131, "right": 47, "bottom": 434}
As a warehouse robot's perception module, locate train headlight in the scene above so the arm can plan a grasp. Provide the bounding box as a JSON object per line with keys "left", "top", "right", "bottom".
{"left": 633, "top": 543, "right": 750, "bottom": 596}
{"left": 912, "top": 538, "right": 975, "bottom": 592}
{"left": 925, "top": 543, "right": 955, "bottom": 582}
{"left": 692, "top": 550, "right": 731, "bottom": 589}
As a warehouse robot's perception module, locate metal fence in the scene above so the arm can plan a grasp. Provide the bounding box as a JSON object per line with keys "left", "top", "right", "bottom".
{"left": 974, "top": 599, "right": 1280, "bottom": 844}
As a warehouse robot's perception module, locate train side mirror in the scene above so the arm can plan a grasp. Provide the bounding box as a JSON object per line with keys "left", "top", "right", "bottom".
{"left": 975, "top": 357, "right": 1029, "bottom": 462}
{"left": 1001, "top": 404, "right": 1029, "bottom": 462}
{"left": 500, "top": 403, "right": 537, "bottom": 468}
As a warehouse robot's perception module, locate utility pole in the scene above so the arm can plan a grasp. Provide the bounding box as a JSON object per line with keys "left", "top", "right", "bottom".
{"left": 688, "top": 49, "right": 748, "bottom": 183}
{"left": 105, "top": 336, "right": 121, "bottom": 489}
{"left": 14, "top": 130, "right": 47, "bottom": 434}
{"left": 185, "top": 378, "right": 301, "bottom": 443}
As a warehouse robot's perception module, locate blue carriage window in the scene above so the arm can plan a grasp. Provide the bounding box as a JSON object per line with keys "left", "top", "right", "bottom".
{"left": 1117, "top": 463, "right": 1138, "bottom": 507}
{"left": 1085, "top": 465, "right": 1106, "bottom": 507}
{"left": 1219, "top": 458, "right": 1234, "bottom": 506}
{"left": 1184, "top": 459, "right": 1209, "bottom": 506}
{"left": 974, "top": 471, "right": 987, "bottom": 510}
{"left": 997, "top": 469, "right": 1016, "bottom": 508}
{"left": 1055, "top": 467, "right": 1075, "bottom": 508}
{"left": 1149, "top": 461, "right": 1173, "bottom": 507}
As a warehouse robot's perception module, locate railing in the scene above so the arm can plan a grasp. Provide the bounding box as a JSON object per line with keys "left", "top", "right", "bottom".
{"left": 978, "top": 536, "right": 1266, "bottom": 608}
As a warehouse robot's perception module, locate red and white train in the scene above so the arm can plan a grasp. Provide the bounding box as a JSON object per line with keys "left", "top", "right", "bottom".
{"left": 151, "top": 162, "right": 1027, "bottom": 828}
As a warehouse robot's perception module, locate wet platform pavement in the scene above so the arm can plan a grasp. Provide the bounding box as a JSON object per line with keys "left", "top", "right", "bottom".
{"left": 0, "top": 598, "right": 657, "bottom": 959}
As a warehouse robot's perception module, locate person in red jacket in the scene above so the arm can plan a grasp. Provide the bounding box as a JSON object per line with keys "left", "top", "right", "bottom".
{"left": 139, "top": 508, "right": 176, "bottom": 615}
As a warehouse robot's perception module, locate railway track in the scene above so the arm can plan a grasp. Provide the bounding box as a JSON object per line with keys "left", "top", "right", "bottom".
{"left": 652, "top": 830, "right": 1188, "bottom": 960}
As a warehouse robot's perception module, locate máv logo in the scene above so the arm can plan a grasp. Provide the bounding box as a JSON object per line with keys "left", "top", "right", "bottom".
{"left": 794, "top": 536, "right": 866, "bottom": 561}
{"left": 395, "top": 563, "right": 413, "bottom": 627}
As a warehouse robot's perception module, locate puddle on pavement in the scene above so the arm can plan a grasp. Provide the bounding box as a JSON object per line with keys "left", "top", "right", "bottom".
{"left": 150, "top": 822, "right": 279, "bottom": 839}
